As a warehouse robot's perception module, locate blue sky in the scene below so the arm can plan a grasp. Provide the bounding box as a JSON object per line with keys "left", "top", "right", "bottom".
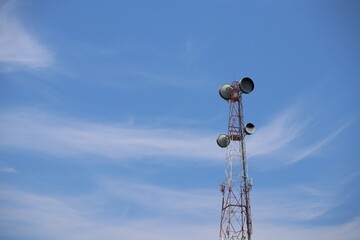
{"left": 0, "top": 0, "right": 359, "bottom": 239}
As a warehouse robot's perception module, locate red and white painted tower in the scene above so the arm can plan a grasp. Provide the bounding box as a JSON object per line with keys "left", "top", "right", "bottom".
{"left": 217, "top": 78, "right": 255, "bottom": 240}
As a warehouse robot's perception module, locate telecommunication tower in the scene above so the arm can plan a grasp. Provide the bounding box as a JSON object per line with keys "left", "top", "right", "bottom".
{"left": 216, "top": 78, "right": 255, "bottom": 240}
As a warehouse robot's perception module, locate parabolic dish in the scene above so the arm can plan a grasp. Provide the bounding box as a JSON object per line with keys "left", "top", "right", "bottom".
{"left": 239, "top": 77, "right": 254, "bottom": 94}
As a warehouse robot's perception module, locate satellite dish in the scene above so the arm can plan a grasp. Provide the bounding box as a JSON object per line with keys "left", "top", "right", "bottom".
{"left": 219, "top": 84, "right": 232, "bottom": 100}
{"left": 244, "top": 123, "right": 255, "bottom": 135}
{"left": 217, "top": 134, "right": 230, "bottom": 148}
{"left": 239, "top": 77, "right": 254, "bottom": 94}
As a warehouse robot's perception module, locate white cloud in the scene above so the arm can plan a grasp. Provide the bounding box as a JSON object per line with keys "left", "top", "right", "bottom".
{"left": 252, "top": 185, "right": 339, "bottom": 222}
{"left": 0, "top": 183, "right": 359, "bottom": 240}
{"left": 100, "top": 178, "right": 219, "bottom": 218}
{"left": 0, "top": 185, "right": 218, "bottom": 240}
{"left": 0, "top": 167, "right": 16, "bottom": 173}
{"left": 0, "top": 106, "right": 350, "bottom": 166}
{"left": 247, "top": 106, "right": 352, "bottom": 168}
{"left": 246, "top": 108, "right": 305, "bottom": 158}
{"left": 253, "top": 217, "right": 360, "bottom": 240}
{"left": 183, "top": 37, "right": 204, "bottom": 63}
{"left": 290, "top": 118, "right": 353, "bottom": 164}
{"left": 0, "top": 108, "right": 223, "bottom": 162}
{"left": 0, "top": 0, "right": 53, "bottom": 70}
{"left": 0, "top": 161, "right": 16, "bottom": 174}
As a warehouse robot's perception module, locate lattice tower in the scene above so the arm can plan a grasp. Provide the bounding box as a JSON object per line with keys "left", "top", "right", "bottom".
{"left": 218, "top": 79, "right": 254, "bottom": 240}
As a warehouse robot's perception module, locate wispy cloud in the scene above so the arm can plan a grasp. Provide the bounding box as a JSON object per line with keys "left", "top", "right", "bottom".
{"left": 0, "top": 0, "right": 53, "bottom": 71}
{"left": 0, "top": 105, "right": 351, "bottom": 165}
{"left": 0, "top": 167, "right": 16, "bottom": 173}
{"left": 253, "top": 217, "right": 360, "bottom": 240}
{"left": 251, "top": 180, "right": 359, "bottom": 239}
{"left": 183, "top": 37, "right": 205, "bottom": 63}
{"left": 252, "top": 185, "right": 339, "bottom": 223}
{"left": 247, "top": 107, "right": 306, "bottom": 158}
{"left": 0, "top": 182, "right": 358, "bottom": 240}
{"left": 0, "top": 108, "right": 222, "bottom": 162}
{"left": 0, "top": 184, "right": 217, "bottom": 240}
{"left": 247, "top": 105, "right": 353, "bottom": 168}
{"left": 100, "top": 178, "right": 218, "bottom": 218}
{"left": 0, "top": 161, "right": 16, "bottom": 174}
{"left": 290, "top": 118, "right": 354, "bottom": 164}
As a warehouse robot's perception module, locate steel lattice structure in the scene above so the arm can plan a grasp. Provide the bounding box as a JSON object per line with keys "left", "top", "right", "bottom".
{"left": 217, "top": 79, "right": 255, "bottom": 240}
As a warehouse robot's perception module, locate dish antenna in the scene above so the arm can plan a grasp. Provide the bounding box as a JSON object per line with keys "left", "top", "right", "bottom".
{"left": 245, "top": 123, "right": 255, "bottom": 135}
{"left": 216, "top": 134, "right": 230, "bottom": 148}
{"left": 219, "top": 84, "right": 232, "bottom": 101}
{"left": 239, "top": 77, "right": 254, "bottom": 94}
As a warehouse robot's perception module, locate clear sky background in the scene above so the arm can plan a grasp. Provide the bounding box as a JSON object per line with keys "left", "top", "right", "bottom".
{"left": 0, "top": 0, "right": 359, "bottom": 239}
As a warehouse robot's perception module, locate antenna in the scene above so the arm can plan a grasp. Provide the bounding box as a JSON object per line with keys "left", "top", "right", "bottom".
{"left": 217, "top": 77, "right": 255, "bottom": 240}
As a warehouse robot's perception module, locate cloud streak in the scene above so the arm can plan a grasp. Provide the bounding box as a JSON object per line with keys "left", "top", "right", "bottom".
{"left": 100, "top": 178, "right": 219, "bottom": 219}
{"left": 0, "top": 184, "right": 217, "bottom": 240}
{"left": 0, "top": 182, "right": 359, "bottom": 240}
{"left": 0, "top": 167, "right": 16, "bottom": 173}
{"left": 0, "top": 109, "right": 223, "bottom": 162}
{"left": 0, "top": 105, "right": 351, "bottom": 166}
{"left": 253, "top": 217, "right": 360, "bottom": 240}
{"left": 0, "top": 0, "right": 53, "bottom": 71}
{"left": 247, "top": 106, "right": 352, "bottom": 168}
{"left": 290, "top": 118, "right": 353, "bottom": 164}
{"left": 252, "top": 185, "right": 339, "bottom": 223}
{"left": 246, "top": 108, "right": 305, "bottom": 158}
{"left": 0, "top": 162, "right": 16, "bottom": 174}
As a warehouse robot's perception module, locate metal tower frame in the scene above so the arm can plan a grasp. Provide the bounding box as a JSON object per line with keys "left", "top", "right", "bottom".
{"left": 217, "top": 79, "right": 254, "bottom": 240}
